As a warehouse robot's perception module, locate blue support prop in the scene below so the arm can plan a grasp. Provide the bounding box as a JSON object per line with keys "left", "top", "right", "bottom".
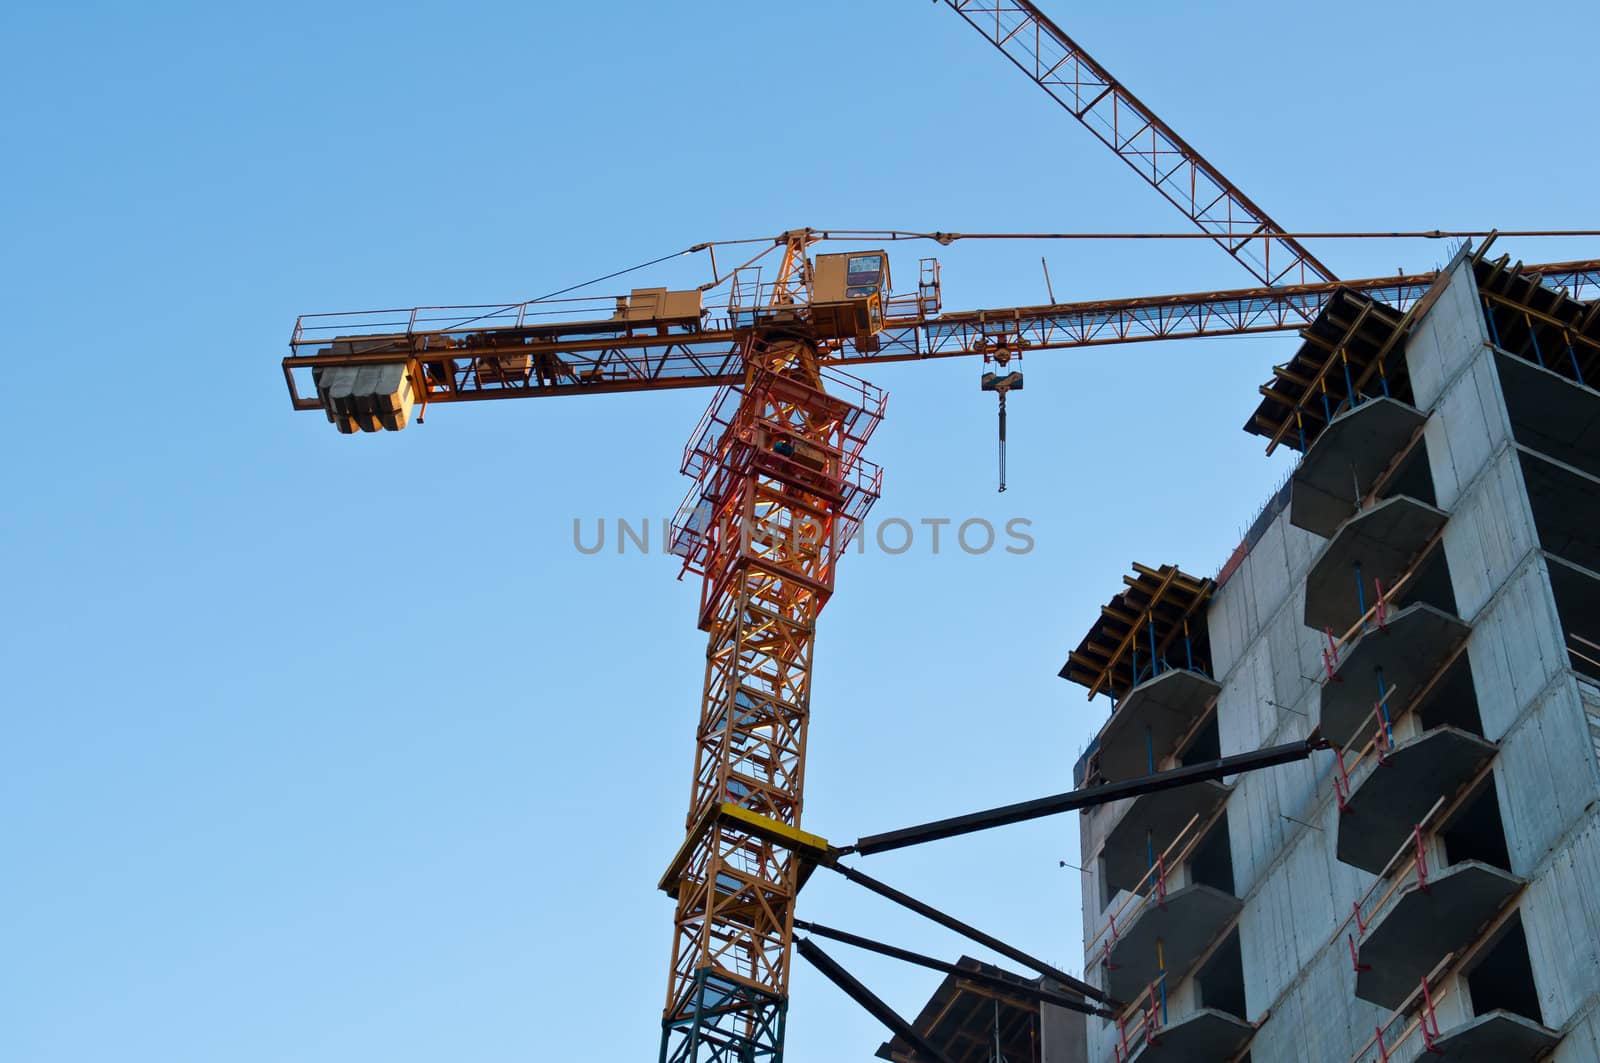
{"left": 1148, "top": 618, "right": 1158, "bottom": 680}
{"left": 1355, "top": 562, "right": 1367, "bottom": 628}
{"left": 1376, "top": 667, "right": 1393, "bottom": 745}
{"left": 1528, "top": 317, "right": 1545, "bottom": 368}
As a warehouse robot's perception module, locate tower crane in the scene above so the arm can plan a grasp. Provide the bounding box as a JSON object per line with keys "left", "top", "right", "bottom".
{"left": 277, "top": 3, "right": 1600, "bottom": 1060}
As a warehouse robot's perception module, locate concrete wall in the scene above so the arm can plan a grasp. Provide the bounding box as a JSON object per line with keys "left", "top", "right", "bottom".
{"left": 1041, "top": 1002, "right": 1088, "bottom": 1063}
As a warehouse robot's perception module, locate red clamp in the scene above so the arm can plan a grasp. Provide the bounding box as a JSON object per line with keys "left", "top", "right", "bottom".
{"left": 1420, "top": 977, "right": 1444, "bottom": 1053}
{"left": 1334, "top": 748, "right": 1353, "bottom": 811}
{"left": 1348, "top": 932, "right": 1371, "bottom": 972}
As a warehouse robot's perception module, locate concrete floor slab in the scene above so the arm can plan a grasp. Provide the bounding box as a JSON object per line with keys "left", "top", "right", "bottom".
{"left": 1431, "top": 1009, "right": 1560, "bottom": 1060}
{"left": 1126, "top": 1008, "right": 1252, "bottom": 1061}
{"left": 1292, "top": 397, "right": 1427, "bottom": 538}
{"left": 1355, "top": 862, "right": 1524, "bottom": 1009}
{"left": 1102, "top": 780, "right": 1231, "bottom": 898}
{"left": 1304, "top": 495, "right": 1449, "bottom": 632}
{"left": 1096, "top": 669, "right": 1221, "bottom": 784}
{"left": 1336, "top": 727, "right": 1497, "bottom": 875}
{"left": 1320, "top": 603, "right": 1470, "bottom": 748}
{"left": 1102, "top": 884, "right": 1242, "bottom": 1004}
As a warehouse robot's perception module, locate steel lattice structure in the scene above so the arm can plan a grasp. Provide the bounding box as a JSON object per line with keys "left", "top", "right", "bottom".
{"left": 656, "top": 239, "right": 885, "bottom": 1062}
{"left": 282, "top": 259, "right": 1600, "bottom": 409}
{"left": 941, "top": 0, "right": 1338, "bottom": 288}
{"left": 274, "top": 2, "right": 1600, "bottom": 1058}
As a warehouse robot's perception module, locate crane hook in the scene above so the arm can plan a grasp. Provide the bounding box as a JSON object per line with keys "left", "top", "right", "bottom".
{"left": 997, "top": 391, "right": 1008, "bottom": 494}
{"left": 979, "top": 359, "right": 1024, "bottom": 494}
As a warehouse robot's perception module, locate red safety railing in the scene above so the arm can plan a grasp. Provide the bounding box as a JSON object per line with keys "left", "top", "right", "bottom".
{"left": 1345, "top": 954, "right": 1456, "bottom": 1062}
{"left": 1332, "top": 685, "right": 1403, "bottom": 812}
{"left": 1320, "top": 529, "right": 1447, "bottom": 684}
{"left": 1084, "top": 813, "right": 1204, "bottom": 962}
{"left": 1339, "top": 797, "right": 1446, "bottom": 973}
{"left": 1111, "top": 973, "right": 1168, "bottom": 1062}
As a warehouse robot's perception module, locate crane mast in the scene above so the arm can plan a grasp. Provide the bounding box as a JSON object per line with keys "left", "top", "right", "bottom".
{"left": 657, "top": 235, "right": 886, "bottom": 1061}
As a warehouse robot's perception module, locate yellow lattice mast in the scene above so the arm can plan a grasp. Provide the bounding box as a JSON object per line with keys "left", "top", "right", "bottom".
{"left": 657, "top": 235, "right": 885, "bottom": 1060}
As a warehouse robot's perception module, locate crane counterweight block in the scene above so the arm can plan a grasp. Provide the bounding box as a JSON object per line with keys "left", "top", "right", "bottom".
{"left": 309, "top": 340, "right": 418, "bottom": 433}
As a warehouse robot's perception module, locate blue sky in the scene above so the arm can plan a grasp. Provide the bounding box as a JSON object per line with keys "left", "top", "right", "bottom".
{"left": 5, "top": 2, "right": 1598, "bottom": 1060}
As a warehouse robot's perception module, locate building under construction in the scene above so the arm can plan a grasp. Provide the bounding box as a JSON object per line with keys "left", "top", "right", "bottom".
{"left": 1042, "top": 244, "right": 1600, "bottom": 1062}
{"left": 275, "top": 3, "right": 1600, "bottom": 1058}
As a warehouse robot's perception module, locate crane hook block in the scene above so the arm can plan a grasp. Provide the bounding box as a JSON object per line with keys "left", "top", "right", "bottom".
{"left": 980, "top": 370, "right": 1024, "bottom": 394}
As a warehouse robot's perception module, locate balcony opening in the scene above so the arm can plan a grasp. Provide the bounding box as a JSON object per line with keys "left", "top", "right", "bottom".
{"left": 1494, "top": 347, "right": 1600, "bottom": 481}
{"left": 1196, "top": 928, "right": 1246, "bottom": 1020}
{"left": 1520, "top": 448, "right": 1600, "bottom": 575}
{"left": 1390, "top": 542, "right": 1458, "bottom": 618}
{"left": 1187, "top": 814, "right": 1235, "bottom": 897}
{"left": 1415, "top": 652, "right": 1484, "bottom": 737}
{"left": 1466, "top": 913, "right": 1542, "bottom": 1024}
{"left": 1179, "top": 715, "right": 1221, "bottom": 768}
{"left": 1379, "top": 435, "right": 1438, "bottom": 507}
{"left": 1550, "top": 556, "right": 1600, "bottom": 684}
{"left": 1098, "top": 851, "right": 1116, "bottom": 911}
{"left": 1440, "top": 777, "right": 1512, "bottom": 874}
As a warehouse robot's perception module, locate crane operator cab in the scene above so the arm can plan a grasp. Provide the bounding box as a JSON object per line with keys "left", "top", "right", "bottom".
{"left": 808, "top": 250, "right": 890, "bottom": 350}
